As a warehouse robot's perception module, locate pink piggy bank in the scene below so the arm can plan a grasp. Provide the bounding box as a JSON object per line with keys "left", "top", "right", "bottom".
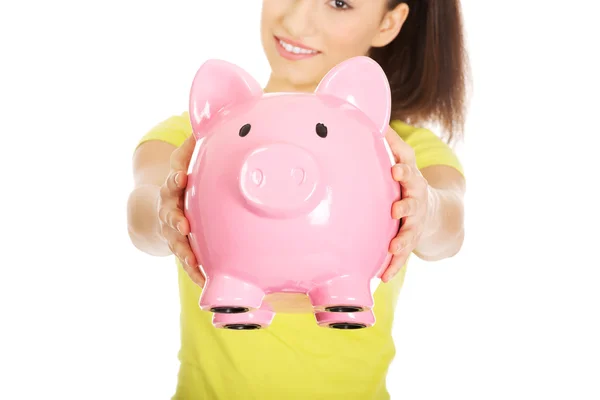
{"left": 184, "top": 56, "right": 401, "bottom": 330}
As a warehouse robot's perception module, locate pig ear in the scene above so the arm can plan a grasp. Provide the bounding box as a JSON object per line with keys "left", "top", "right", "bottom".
{"left": 315, "top": 56, "right": 391, "bottom": 135}
{"left": 189, "top": 59, "right": 263, "bottom": 140}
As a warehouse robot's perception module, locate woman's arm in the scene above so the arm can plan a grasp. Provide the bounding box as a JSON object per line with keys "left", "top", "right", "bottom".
{"left": 127, "top": 135, "right": 205, "bottom": 286}
{"left": 416, "top": 165, "right": 465, "bottom": 261}
{"left": 127, "top": 140, "right": 175, "bottom": 256}
{"left": 382, "top": 127, "right": 465, "bottom": 281}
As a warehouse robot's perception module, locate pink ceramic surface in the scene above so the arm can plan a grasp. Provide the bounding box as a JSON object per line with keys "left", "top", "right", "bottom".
{"left": 184, "top": 56, "right": 401, "bottom": 330}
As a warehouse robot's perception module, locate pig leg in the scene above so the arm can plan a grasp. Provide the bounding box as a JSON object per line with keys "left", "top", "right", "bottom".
{"left": 199, "top": 274, "right": 265, "bottom": 314}
{"left": 308, "top": 276, "right": 374, "bottom": 313}
{"left": 212, "top": 303, "right": 275, "bottom": 330}
{"left": 314, "top": 309, "right": 375, "bottom": 329}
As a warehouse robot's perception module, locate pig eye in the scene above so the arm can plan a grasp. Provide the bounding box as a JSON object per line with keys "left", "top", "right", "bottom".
{"left": 239, "top": 123, "right": 251, "bottom": 137}
{"left": 316, "top": 123, "right": 328, "bottom": 138}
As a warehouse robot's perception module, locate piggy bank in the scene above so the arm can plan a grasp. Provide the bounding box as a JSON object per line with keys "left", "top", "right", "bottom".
{"left": 184, "top": 56, "right": 401, "bottom": 330}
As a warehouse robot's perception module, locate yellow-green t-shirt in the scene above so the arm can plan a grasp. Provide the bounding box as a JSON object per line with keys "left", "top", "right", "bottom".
{"left": 137, "top": 112, "right": 463, "bottom": 400}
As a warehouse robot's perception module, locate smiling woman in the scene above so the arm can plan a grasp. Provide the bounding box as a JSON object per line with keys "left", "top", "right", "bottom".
{"left": 127, "top": 0, "right": 469, "bottom": 398}
{"left": 261, "top": 0, "right": 411, "bottom": 93}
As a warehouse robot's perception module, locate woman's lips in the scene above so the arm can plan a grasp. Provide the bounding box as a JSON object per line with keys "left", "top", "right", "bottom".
{"left": 274, "top": 36, "right": 320, "bottom": 60}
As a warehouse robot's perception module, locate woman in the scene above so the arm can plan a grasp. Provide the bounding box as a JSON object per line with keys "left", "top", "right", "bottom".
{"left": 127, "top": 0, "right": 468, "bottom": 398}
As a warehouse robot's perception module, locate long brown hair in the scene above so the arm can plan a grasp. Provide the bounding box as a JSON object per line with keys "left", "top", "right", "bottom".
{"left": 369, "top": 0, "right": 470, "bottom": 144}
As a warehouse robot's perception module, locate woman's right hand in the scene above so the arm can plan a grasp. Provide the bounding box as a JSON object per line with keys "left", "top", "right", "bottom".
{"left": 157, "top": 134, "right": 206, "bottom": 287}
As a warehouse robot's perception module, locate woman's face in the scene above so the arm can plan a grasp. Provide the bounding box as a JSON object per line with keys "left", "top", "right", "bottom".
{"left": 260, "top": 0, "right": 408, "bottom": 91}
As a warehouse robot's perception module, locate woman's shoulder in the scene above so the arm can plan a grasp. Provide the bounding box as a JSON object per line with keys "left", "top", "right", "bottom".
{"left": 389, "top": 119, "right": 464, "bottom": 176}
{"left": 137, "top": 111, "right": 193, "bottom": 150}
{"left": 156, "top": 111, "right": 192, "bottom": 136}
{"left": 389, "top": 119, "right": 439, "bottom": 141}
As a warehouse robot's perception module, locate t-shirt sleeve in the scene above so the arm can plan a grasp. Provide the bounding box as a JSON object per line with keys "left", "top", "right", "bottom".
{"left": 390, "top": 120, "right": 464, "bottom": 177}
{"left": 136, "top": 111, "right": 193, "bottom": 150}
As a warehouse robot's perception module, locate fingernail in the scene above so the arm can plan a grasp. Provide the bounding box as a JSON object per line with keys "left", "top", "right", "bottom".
{"left": 186, "top": 257, "right": 197, "bottom": 267}
{"left": 393, "top": 164, "right": 402, "bottom": 176}
{"left": 174, "top": 172, "right": 181, "bottom": 186}
{"left": 177, "top": 222, "right": 184, "bottom": 235}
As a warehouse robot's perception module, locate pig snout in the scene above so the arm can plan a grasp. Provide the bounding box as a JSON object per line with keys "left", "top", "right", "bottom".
{"left": 239, "top": 143, "right": 321, "bottom": 217}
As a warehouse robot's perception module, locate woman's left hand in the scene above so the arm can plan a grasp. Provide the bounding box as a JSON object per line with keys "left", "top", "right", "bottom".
{"left": 381, "top": 127, "right": 431, "bottom": 282}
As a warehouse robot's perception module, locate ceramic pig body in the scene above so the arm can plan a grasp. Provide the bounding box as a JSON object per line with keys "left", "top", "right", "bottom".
{"left": 184, "top": 56, "right": 401, "bottom": 330}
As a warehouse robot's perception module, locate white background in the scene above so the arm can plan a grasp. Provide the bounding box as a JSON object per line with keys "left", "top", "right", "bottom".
{"left": 1, "top": 1, "right": 599, "bottom": 399}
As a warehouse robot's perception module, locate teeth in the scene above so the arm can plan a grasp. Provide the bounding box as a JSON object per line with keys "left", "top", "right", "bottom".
{"left": 279, "top": 39, "right": 317, "bottom": 55}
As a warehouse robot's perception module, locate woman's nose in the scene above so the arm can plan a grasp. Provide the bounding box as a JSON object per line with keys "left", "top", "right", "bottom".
{"left": 281, "top": 0, "right": 317, "bottom": 38}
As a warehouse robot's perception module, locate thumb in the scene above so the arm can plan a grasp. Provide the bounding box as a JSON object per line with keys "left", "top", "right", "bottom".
{"left": 171, "top": 134, "right": 197, "bottom": 172}
{"left": 384, "top": 127, "right": 401, "bottom": 158}
{"left": 384, "top": 126, "right": 414, "bottom": 165}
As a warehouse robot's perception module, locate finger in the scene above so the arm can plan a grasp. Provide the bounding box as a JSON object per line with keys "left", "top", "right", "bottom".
{"left": 382, "top": 252, "right": 409, "bottom": 282}
{"left": 157, "top": 198, "right": 176, "bottom": 226}
{"left": 170, "top": 134, "right": 197, "bottom": 172}
{"left": 165, "top": 207, "right": 189, "bottom": 234}
{"left": 392, "top": 163, "right": 426, "bottom": 198}
{"left": 388, "top": 221, "right": 418, "bottom": 255}
{"left": 180, "top": 260, "right": 206, "bottom": 287}
{"left": 391, "top": 198, "right": 420, "bottom": 219}
{"left": 165, "top": 170, "right": 188, "bottom": 194}
{"left": 174, "top": 240, "right": 198, "bottom": 268}
{"left": 391, "top": 163, "right": 412, "bottom": 183}
{"left": 163, "top": 227, "right": 198, "bottom": 266}
{"left": 385, "top": 128, "right": 415, "bottom": 164}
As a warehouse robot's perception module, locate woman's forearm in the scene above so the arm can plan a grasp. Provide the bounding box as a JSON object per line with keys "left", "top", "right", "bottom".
{"left": 414, "top": 185, "right": 465, "bottom": 261}
{"left": 127, "top": 184, "right": 172, "bottom": 257}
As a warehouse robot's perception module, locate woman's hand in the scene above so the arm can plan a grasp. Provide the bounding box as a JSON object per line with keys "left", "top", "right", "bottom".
{"left": 382, "top": 127, "right": 431, "bottom": 282}
{"left": 157, "top": 135, "right": 206, "bottom": 287}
